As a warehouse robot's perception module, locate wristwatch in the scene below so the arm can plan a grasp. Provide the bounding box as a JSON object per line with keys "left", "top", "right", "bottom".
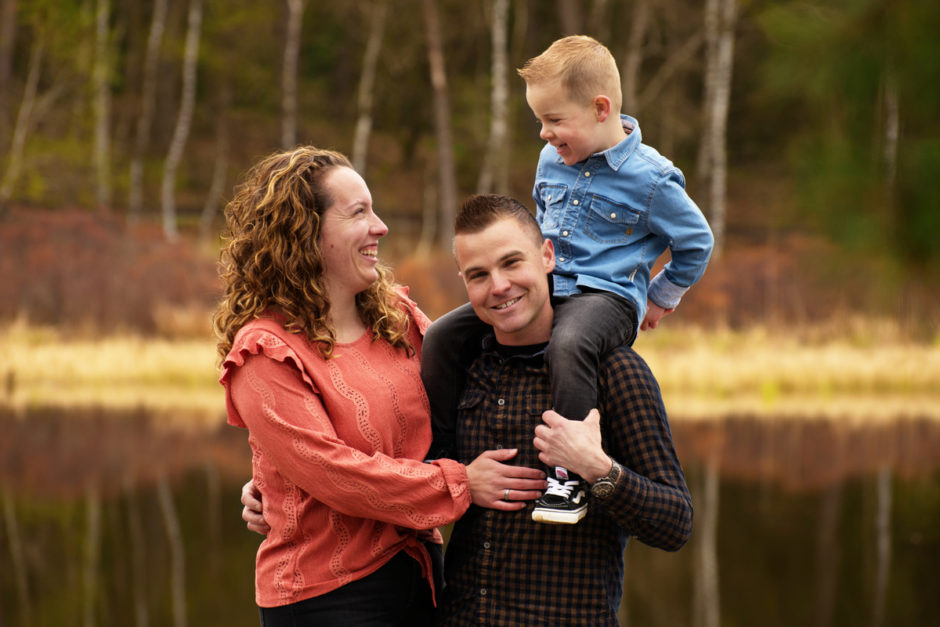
{"left": 590, "top": 459, "right": 622, "bottom": 498}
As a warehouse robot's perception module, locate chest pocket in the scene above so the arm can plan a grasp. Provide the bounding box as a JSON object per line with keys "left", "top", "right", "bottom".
{"left": 584, "top": 195, "right": 641, "bottom": 244}
{"left": 538, "top": 184, "right": 567, "bottom": 228}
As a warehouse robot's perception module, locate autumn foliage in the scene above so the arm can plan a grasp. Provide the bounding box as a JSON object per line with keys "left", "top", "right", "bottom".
{"left": 0, "top": 208, "right": 219, "bottom": 335}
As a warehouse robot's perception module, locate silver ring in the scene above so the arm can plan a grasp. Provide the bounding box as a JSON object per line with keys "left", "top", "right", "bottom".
{"left": 504, "top": 488, "right": 510, "bottom": 500}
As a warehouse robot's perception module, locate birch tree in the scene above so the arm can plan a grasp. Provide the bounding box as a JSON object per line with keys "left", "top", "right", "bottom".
{"left": 422, "top": 0, "right": 457, "bottom": 250}
{"left": 281, "top": 0, "right": 306, "bottom": 149}
{"left": 351, "top": 0, "right": 387, "bottom": 174}
{"left": 476, "top": 0, "right": 509, "bottom": 195}
{"left": 160, "top": 0, "right": 202, "bottom": 242}
{"left": 696, "top": 0, "right": 737, "bottom": 256}
{"left": 0, "top": 35, "right": 43, "bottom": 216}
{"left": 0, "top": 0, "right": 17, "bottom": 148}
{"left": 92, "top": 0, "right": 112, "bottom": 213}
{"left": 621, "top": 0, "right": 650, "bottom": 114}
{"left": 128, "top": 0, "right": 167, "bottom": 223}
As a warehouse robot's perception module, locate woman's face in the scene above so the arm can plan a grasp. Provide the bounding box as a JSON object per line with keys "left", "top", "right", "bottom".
{"left": 318, "top": 166, "right": 388, "bottom": 301}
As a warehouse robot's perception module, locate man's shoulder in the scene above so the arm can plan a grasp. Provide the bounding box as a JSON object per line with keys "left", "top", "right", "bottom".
{"left": 598, "top": 345, "right": 655, "bottom": 383}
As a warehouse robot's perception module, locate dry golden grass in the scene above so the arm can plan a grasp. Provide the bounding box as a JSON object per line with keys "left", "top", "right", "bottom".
{"left": 2, "top": 317, "right": 938, "bottom": 421}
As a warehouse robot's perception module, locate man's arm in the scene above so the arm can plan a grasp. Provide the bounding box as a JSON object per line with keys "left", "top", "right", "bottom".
{"left": 533, "top": 348, "right": 693, "bottom": 551}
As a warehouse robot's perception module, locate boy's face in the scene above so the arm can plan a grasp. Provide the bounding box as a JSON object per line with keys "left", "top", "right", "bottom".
{"left": 454, "top": 218, "right": 556, "bottom": 346}
{"left": 526, "top": 79, "right": 607, "bottom": 166}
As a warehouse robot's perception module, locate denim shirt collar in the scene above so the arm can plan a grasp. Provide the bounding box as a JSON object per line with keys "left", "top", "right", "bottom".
{"left": 601, "top": 114, "right": 640, "bottom": 171}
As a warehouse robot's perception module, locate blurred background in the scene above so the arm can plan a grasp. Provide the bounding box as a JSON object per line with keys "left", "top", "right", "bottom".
{"left": 1, "top": 1, "right": 938, "bottom": 625}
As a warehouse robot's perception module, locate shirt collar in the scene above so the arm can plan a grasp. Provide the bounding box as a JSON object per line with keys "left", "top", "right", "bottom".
{"left": 600, "top": 114, "right": 640, "bottom": 171}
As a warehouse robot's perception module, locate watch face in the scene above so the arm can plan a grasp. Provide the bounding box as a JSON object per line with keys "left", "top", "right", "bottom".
{"left": 592, "top": 481, "right": 614, "bottom": 497}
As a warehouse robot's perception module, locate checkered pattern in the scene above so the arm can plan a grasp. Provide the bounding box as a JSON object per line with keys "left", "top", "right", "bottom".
{"left": 440, "top": 339, "right": 692, "bottom": 626}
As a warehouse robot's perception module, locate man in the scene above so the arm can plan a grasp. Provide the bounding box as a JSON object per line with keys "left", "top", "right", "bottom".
{"left": 438, "top": 194, "right": 692, "bottom": 625}
{"left": 243, "top": 194, "right": 692, "bottom": 625}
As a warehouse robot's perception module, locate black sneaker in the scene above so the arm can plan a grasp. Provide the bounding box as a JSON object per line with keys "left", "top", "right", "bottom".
{"left": 531, "top": 476, "right": 588, "bottom": 524}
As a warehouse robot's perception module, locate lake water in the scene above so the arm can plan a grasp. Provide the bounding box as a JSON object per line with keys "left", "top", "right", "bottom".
{"left": 1, "top": 407, "right": 938, "bottom": 626}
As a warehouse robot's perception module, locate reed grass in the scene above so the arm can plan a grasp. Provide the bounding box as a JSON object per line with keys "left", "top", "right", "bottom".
{"left": 2, "top": 317, "right": 938, "bottom": 421}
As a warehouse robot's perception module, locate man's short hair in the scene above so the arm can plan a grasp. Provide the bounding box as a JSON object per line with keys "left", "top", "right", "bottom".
{"left": 455, "top": 194, "right": 543, "bottom": 248}
{"left": 517, "top": 35, "right": 622, "bottom": 111}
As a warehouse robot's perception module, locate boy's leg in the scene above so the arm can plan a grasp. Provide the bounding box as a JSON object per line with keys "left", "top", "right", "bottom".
{"left": 546, "top": 291, "right": 638, "bottom": 421}
{"left": 532, "top": 291, "right": 636, "bottom": 525}
{"left": 421, "top": 302, "right": 488, "bottom": 460}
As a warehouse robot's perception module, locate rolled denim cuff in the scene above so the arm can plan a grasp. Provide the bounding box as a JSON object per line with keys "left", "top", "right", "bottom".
{"left": 648, "top": 272, "right": 688, "bottom": 310}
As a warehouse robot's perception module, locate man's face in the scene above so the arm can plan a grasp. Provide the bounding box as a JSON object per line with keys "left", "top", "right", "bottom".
{"left": 454, "top": 218, "right": 555, "bottom": 346}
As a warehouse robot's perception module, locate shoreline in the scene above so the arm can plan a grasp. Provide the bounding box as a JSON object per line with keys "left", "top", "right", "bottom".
{"left": 3, "top": 322, "right": 938, "bottom": 421}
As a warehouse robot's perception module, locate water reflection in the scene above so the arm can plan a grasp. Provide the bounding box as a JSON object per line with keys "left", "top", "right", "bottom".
{"left": 1, "top": 409, "right": 938, "bottom": 626}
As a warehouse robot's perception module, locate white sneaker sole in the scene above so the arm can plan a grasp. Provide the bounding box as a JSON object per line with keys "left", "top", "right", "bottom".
{"left": 531, "top": 505, "right": 587, "bottom": 524}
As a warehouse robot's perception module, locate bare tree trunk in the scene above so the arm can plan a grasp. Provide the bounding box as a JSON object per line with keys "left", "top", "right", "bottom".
{"left": 199, "top": 103, "right": 228, "bottom": 244}
{"left": 692, "top": 458, "right": 720, "bottom": 627}
{"left": 621, "top": 0, "right": 650, "bottom": 114}
{"left": 2, "top": 488, "right": 32, "bottom": 626}
{"left": 422, "top": 0, "right": 457, "bottom": 250}
{"left": 640, "top": 35, "right": 703, "bottom": 113}
{"left": 352, "top": 0, "right": 387, "bottom": 173}
{"left": 872, "top": 468, "right": 892, "bottom": 627}
{"left": 587, "top": 0, "right": 611, "bottom": 43}
{"left": 129, "top": 0, "right": 168, "bottom": 223}
{"left": 813, "top": 482, "right": 842, "bottom": 627}
{"left": 556, "top": 0, "right": 582, "bottom": 35}
{"left": 160, "top": 0, "right": 202, "bottom": 242}
{"left": 0, "top": 0, "right": 18, "bottom": 148}
{"left": 0, "top": 34, "right": 43, "bottom": 216}
{"left": 697, "top": 0, "right": 737, "bottom": 257}
{"left": 476, "top": 0, "right": 509, "bottom": 195}
{"left": 158, "top": 476, "right": 187, "bottom": 627}
{"left": 281, "top": 0, "right": 306, "bottom": 149}
{"left": 882, "top": 72, "right": 899, "bottom": 189}
{"left": 83, "top": 485, "right": 102, "bottom": 627}
{"left": 124, "top": 479, "right": 150, "bottom": 627}
{"left": 93, "top": 0, "right": 112, "bottom": 213}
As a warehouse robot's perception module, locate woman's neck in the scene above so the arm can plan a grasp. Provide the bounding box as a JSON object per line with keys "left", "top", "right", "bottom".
{"left": 329, "top": 296, "right": 367, "bottom": 343}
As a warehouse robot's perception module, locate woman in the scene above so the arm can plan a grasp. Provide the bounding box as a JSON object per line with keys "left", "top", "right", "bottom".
{"left": 214, "top": 147, "right": 544, "bottom": 626}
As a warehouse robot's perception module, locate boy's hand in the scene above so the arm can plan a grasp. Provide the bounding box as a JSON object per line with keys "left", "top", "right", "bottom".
{"left": 640, "top": 300, "right": 675, "bottom": 331}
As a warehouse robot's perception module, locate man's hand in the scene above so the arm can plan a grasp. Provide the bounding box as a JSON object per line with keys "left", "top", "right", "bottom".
{"left": 640, "top": 300, "right": 675, "bottom": 331}
{"left": 465, "top": 449, "right": 547, "bottom": 511}
{"left": 533, "top": 409, "right": 612, "bottom": 483}
{"left": 241, "top": 479, "right": 270, "bottom": 535}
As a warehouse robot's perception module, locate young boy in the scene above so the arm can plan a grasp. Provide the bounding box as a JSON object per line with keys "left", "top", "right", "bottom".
{"left": 422, "top": 35, "right": 713, "bottom": 524}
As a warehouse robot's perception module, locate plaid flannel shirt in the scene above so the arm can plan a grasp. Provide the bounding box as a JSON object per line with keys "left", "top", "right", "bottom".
{"left": 440, "top": 337, "right": 692, "bottom": 626}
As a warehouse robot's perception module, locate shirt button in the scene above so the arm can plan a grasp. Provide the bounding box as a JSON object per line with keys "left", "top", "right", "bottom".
{"left": 562, "top": 230, "right": 569, "bottom": 237}
{"left": 497, "top": 398, "right": 505, "bottom": 406}
{"left": 610, "top": 212, "right": 617, "bottom": 219}
{"left": 546, "top": 194, "right": 552, "bottom": 201}
{"left": 584, "top": 171, "right": 591, "bottom": 177}
{"left": 573, "top": 199, "right": 579, "bottom": 206}
{"left": 483, "top": 541, "right": 491, "bottom": 549}
{"left": 559, "top": 256, "right": 566, "bottom": 262}
{"left": 480, "top": 588, "right": 487, "bottom": 596}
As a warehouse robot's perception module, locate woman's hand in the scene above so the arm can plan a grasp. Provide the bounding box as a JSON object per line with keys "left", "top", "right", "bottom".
{"left": 466, "top": 449, "right": 547, "bottom": 511}
{"left": 241, "top": 479, "right": 270, "bottom": 535}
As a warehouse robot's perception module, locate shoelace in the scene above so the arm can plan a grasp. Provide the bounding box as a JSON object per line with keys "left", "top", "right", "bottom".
{"left": 543, "top": 477, "right": 581, "bottom": 498}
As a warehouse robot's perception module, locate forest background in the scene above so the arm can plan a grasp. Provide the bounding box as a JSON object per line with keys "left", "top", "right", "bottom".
{"left": 1, "top": 0, "right": 939, "bottom": 407}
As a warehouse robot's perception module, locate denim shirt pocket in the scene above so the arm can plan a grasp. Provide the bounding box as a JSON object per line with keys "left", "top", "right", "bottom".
{"left": 538, "top": 184, "right": 568, "bottom": 228}
{"left": 584, "top": 194, "right": 641, "bottom": 244}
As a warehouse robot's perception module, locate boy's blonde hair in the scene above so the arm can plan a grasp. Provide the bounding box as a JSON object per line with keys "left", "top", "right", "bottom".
{"left": 517, "top": 35, "right": 622, "bottom": 111}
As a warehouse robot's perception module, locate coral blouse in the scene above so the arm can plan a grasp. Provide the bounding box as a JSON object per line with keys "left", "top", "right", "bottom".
{"left": 221, "top": 292, "right": 471, "bottom": 608}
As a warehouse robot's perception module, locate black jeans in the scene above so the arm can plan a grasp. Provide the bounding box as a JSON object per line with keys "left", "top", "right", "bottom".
{"left": 421, "top": 291, "right": 637, "bottom": 460}
{"left": 258, "top": 550, "right": 435, "bottom": 627}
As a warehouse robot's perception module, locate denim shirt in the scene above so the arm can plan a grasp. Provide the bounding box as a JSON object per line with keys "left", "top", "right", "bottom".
{"left": 532, "top": 114, "right": 714, "bottom": 321}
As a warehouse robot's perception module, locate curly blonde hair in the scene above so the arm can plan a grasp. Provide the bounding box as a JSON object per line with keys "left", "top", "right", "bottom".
{"left": 213, "top": 146, "right": 413, "bottom": 364}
